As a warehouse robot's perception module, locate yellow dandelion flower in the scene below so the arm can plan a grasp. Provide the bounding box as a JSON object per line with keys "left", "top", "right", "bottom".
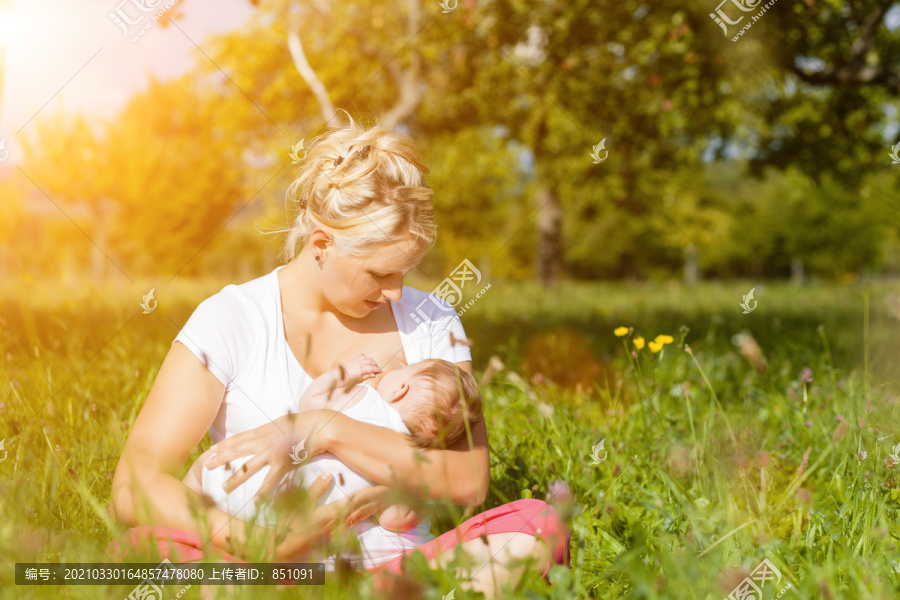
{"left": 614, "top": 326, "right": 629, "bottom": 337}
{"left": 654, "top": 334, "right": 674, "bottom": 345}
{"left": 633, "top": 337, "right": 645, "bottom": 350}
{"left": 648, "top": 340, "right": 663, "bottom": 353}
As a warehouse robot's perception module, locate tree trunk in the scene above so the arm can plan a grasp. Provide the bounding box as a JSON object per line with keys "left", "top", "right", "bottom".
{"left": 479, "top": 253, "right": 491, "bottom": 283}
{"left": 92, "top": 218, "right": 106, "bottom": 281}
{"left": 535, "top": 184, "right": 561, "bottom": 286}
{"left": 287, "top": 0, "right": 423, "bottom": 129}
{"left": 791, "top": 257, "right": 805, "bottom": 286}
{"left": 531, "top": 106, "right": 561, "bottom": 286}
{"left": 684, "top": 243, "right": 699, "bottom": 285}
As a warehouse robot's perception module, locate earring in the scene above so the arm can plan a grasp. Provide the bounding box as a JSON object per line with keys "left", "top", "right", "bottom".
{"left": 315, "top": 255, "right": 321, "bottom": 261}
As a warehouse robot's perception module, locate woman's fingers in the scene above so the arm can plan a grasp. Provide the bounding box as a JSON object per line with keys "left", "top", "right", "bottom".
{"left": 254, "top": 466, "right": 290, "bottom": 499}
{"left": 204, "top": 432, "right": 260, "bottom": 469}
{"left": 347, "top": 501, "right": 381, "bottom": 526}
{"left": 203, "top": 447, "right": 255, "bottom": 470}
{"left": 221, "top": 455, "right": 266, "bottom": 492}
{"left": 208, "top": 429, "right": 257, "bottom": 454}
{"left": 203, "top": 447, "right": 256, "bottom": 469}
{"left": 307, "top": 472, "right": 333, "bottom": 502}
{"left": 340, "top": 485, "right": 391, "bottom": 524}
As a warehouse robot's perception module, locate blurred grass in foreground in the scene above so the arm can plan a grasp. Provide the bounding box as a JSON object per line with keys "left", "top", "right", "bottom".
{"left": 1, "top": 276, "right": 900, "bottom": 598}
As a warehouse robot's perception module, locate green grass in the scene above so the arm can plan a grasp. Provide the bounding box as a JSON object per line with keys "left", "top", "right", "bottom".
{"left": 2, "top": 276, "right": 900, "bottom": 598}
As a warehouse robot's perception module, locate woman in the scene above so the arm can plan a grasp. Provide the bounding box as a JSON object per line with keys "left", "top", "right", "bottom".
{"left": 107, "top": 114, "right": 570, "bottom": 597}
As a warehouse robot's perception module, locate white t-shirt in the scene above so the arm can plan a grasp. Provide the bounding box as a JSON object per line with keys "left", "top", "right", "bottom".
{"left": 201, "top": 383, "right": 433, "bottom": 570}
{"left": 173, "top": 264, "right": 472, "bottom": 565}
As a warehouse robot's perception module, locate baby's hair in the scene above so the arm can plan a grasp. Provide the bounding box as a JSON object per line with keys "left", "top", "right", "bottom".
{"left": 273, "top": 109, "right": 437, "bottom": 263}
{"left": 404, "top": 359, "right": 483, "bottom": 450}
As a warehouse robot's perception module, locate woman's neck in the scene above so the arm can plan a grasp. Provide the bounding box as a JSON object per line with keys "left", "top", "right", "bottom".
{"left": 279, "top": 254, "right": 332, "bottom": 315}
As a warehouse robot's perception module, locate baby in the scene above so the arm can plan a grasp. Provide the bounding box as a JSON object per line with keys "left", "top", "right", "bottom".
{"left": 183, "top": 354, "right": 482, "bottom": 567}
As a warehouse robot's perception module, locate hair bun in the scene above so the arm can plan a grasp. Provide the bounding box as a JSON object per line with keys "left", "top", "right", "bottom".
{"left": 279, "top": 110, "right": 435, "bottom": 265}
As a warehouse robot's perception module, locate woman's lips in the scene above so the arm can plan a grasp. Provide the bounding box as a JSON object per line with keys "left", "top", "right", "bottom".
{"left": 365, "top": 300, "right": 381, "bottom": 309}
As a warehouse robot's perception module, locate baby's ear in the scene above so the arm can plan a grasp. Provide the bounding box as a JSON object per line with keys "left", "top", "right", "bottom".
{"left": 386, "top": 382, "right": 410, "bottom": 403}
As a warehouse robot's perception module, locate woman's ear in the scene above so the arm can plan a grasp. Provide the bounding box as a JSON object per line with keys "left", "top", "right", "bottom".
{"left": 386, "top": 382, "right": 410, "bottom": 403}
{"left": 308, "top": 227, "right": 334, "bottom": 257}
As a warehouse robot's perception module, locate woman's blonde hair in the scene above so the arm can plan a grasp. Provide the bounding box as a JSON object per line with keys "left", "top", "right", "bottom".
{"left": 280, "top": 111, "right": 436, "bottom": 263}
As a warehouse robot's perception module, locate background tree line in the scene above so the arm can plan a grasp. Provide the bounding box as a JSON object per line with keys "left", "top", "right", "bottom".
{"left": 1, "top": 0, "right": 899, "bottom": 284}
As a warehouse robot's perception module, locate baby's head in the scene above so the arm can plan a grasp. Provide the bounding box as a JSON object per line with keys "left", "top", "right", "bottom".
{"left": 375, "top": 359, "right": 483, "bottom": 450}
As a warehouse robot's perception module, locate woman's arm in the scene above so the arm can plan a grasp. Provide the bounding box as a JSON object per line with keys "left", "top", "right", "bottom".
{"left": 316, "top": 361, "right": 489, "bottom": 507}
{"left": 110, "top": 342, "right": 388, "bottom": 560}
{"left": 108, "top": 342, "right": 289, "bottom": 557}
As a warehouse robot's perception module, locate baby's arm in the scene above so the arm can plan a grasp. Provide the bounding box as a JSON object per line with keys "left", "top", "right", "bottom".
{"left": 298, "top": 354, "right": 382, "bottom": 411}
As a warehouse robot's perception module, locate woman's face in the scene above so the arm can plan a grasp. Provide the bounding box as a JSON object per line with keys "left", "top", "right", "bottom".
{"left": 321, "top": 237, "right": 422, "bottom": 318}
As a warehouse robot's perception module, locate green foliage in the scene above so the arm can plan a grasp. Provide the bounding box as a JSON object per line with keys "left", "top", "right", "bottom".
{"left": 417, "top": 126, "right": 533, "bottom": 278}
{"left": 6, "top": 0, "right": 900, "bottom": 285}
{"left": 3, "top": 279, "right": 900, "bottom": 597}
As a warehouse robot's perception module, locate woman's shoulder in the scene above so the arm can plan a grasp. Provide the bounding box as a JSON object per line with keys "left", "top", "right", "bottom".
{"left": 189, "top": 268, "right": 281, "bottom": 327}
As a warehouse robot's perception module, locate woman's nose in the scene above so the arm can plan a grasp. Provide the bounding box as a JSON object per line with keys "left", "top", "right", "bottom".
{"left": 382, "top": 281, "right": 403, "bottom": 302}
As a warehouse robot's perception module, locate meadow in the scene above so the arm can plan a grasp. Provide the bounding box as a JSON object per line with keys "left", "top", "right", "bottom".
{"left": 2, "top": 275, "right": 900, "bottom": 599}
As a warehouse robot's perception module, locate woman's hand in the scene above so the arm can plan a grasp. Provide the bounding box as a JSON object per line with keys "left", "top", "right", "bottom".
{"left": 273, "top": 475, "right": 392, "bottom": 561}
{"left": 202, "top": 410, "right": 339, "bottom": 498}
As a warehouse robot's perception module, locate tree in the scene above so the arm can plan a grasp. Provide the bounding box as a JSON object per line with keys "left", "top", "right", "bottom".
{"left": 19, "top": 111, "right": 113, "bottom": 279}
{"left": 159, "top": 0, "right": 900, "bottom": 282}
{"left": 21, "top": 75, "right": 248, "bottom": 278}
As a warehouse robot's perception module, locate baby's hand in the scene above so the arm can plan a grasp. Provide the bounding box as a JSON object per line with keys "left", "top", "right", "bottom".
{"left": 376, "top": 503, "right": 421, "bottom": 533}
{"left": 337, "top": 354, "right": 383, "bottom": 389}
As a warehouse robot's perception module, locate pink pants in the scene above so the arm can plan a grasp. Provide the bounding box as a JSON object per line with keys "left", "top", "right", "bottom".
{"left": 106, "top": 499, "right": 570, "bottom": 590}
